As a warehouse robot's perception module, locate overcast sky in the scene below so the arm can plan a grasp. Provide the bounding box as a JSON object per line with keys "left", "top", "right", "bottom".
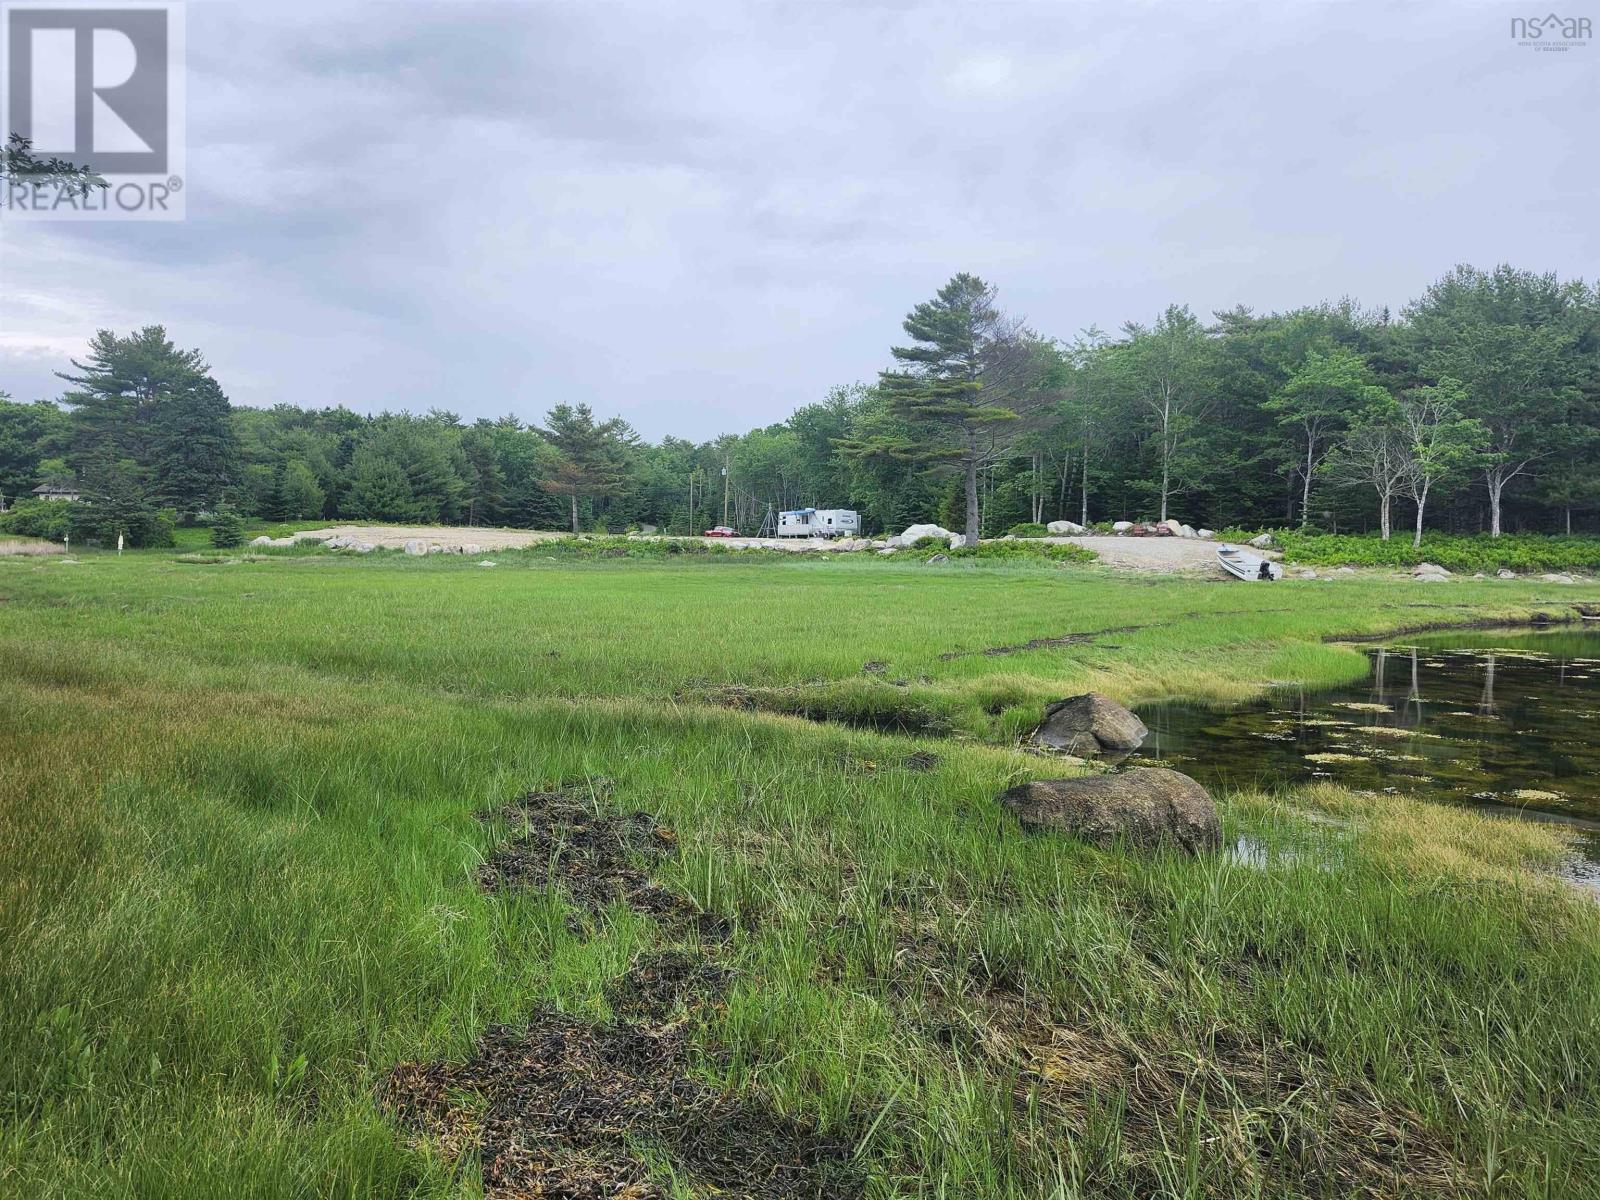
{"left": 1, "top": 1, "right": 1595, "bottom": 441}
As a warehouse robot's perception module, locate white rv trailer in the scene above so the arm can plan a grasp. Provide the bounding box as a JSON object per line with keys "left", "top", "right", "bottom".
{"left": 776, "top": 508, "right": 860, "bottom": 538}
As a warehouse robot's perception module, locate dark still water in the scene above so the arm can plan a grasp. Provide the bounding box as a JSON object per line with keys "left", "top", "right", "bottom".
{"left": 1131, "top": 628, "right": 1600, "bottom": 871}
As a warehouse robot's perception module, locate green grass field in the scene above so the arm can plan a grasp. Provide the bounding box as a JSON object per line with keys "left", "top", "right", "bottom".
{"left": 3, "top": 549, "right": 1599, "bottom": 1198}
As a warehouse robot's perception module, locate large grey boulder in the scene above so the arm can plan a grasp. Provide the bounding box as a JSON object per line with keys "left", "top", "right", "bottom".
{"left": 999, "top": 768, "right": 1221, "bottom": 854}
{"left": 1248, "top": 533, "right": 1274, "bottom": 549}
{"left": 1047, "top": 519, "right": 1086, "bottom": 535}
{"left": 403, "top": 539, "right": 427, "bottom": 556}
{"left": 1112, "top": 520, "right": 1133, "bottom": 533}
{"left": 1413, "top": 562, "right": 1451, "bottom": 579}
{"left": 1497, "top": 568, "right": 1516, "bottom": 579}
{"left": 1034, "top": 692, "right": 1149, "bottom": 755}
{"left": 889, "top": 522, "right": 955, "bottom": 549}
{"left": 249, "top": 535, "right": 274, "bottom": 546}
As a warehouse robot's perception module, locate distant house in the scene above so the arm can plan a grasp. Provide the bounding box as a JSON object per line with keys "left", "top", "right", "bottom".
{"left": 32, "top": 482, "right": 82, "bottom": 503}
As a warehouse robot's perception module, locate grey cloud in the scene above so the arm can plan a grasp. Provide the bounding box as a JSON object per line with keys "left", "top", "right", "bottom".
{"left": 1, "top": 1, "right": 1594, "bottom": 439}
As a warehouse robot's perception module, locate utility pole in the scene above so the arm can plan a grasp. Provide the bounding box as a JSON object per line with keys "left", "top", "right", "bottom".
{"left": 721, "top": 457, "right": 730, "bottom": 528}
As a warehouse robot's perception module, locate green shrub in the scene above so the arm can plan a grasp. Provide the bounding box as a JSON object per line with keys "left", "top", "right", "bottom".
{"left": 1277, "top": 531, "right": 1600, "bottom": 573}
{"left": 0, "top": 498, "right": 72, "bottom": 541}
{"left": 70, "top": 502, "right": 175, "bottom": 549}
{"left": 209, "top": 504, "right": 246, "bottom": 549}
{"left": 946, "top": 540, "right": 1097, "bottom": 564}
{"left": 1006, "top": 522, "right": 1048, "bottom": 538}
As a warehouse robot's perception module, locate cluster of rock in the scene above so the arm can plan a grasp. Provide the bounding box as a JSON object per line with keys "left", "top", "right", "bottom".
{"left": 1032, "top": 691, "right": 1150, "bottom": 758}
{"left": 1411, "top": 564, "right": 1586, "bottom": 584}
{"left": 882, "top": 523, "right": 965, "bottom": 550}
{"left": 321, "top": 535, "right": 376, "bottom": 553}
{"left": 1001, "top": 690, "right": 1222, "bottom": 855}
{"left": 1102, "top": 519, "right": 1214, "bottom": 540}
{"left": 401, "top": 539, "right": 484, "bottom": 556}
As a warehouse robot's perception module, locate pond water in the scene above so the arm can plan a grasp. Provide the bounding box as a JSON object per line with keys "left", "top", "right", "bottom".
{"left": 1131, "top": 628, "right": 1600, "bottom": 875}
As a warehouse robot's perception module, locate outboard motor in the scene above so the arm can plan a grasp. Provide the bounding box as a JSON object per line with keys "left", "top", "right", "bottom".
{"left": 1258, "top": 561, "right": 1273, "bottom": 581}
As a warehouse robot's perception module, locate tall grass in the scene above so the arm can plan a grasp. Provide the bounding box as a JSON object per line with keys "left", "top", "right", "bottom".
{"left": 1, "top": 553, "right": 1598, "bottom": 1196}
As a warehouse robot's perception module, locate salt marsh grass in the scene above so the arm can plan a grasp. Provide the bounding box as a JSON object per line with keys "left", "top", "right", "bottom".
{"left": 1, "top": 550, "right": 1597, "bottom": 1197}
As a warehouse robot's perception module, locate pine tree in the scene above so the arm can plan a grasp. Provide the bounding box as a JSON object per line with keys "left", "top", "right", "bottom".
{"left": 344, "top": 448, "right": 416, "bottom": 520}
{"left": 279, "top": 461, "right": 326, "bottom": 520}
{"left": 210, "top": 503, "right": 246, "bottom": 548}
{"left": 540, "top": 404, "right": 637, "bottom": 533}
{"left": 874, "top": 274, "right": 1040, "bottom": 545}
{"left": 57, "top": 327, "right": 238, "bottom": 517}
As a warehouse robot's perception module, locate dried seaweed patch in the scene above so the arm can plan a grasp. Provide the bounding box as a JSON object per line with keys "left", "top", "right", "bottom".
{"left": 477, "top": 789, "right": 687, "bottom": 923}
{"left": 380, "top": 1009, "right": 861, "bottom": 1200}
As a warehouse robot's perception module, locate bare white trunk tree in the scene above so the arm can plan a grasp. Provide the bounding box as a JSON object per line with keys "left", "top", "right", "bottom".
{"left": 1334, "top": 420, "right": 1409, "bottom": 540}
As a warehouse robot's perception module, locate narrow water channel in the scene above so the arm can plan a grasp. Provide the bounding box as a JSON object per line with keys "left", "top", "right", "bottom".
{"left": 1130, "top": 627, "right": 1600, "bottom": 877}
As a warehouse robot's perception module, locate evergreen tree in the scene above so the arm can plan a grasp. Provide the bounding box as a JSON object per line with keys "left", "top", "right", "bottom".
{"left": 344, "top": 447, "right": 416, "bottom": 520}
{"left": 57, "top": 327, "right": 238, "bottom": 517}
{"left": 540, "top": 403, "right": 637, "bottom": 533}
{"left": 210, "top": 503, "right": 246, "bottom": 548}
{"left": 875, "top": 274, "right": 1040, "bottom": 546}
{"left": 279, "top": 461, "right": 326, "bottom": 520}
{"left": 72, "top": 458, "right": 174, "bottom": 547}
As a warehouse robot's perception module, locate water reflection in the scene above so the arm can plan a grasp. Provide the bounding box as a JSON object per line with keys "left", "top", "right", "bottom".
{"left": 1132, "top": 628, "right": 1600, "bottom": 871}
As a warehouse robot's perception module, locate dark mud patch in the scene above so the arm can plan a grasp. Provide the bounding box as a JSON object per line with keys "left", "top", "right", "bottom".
{"left": 938, "top": 622, "right": 1153, "bottom": 661}
{"left": 477, "top": 788, "right": 709, "bottom": 933}
{"left": 712, "top": 685, "right": 953, "bottom": 736}
{"left": 901, "top": 750, "right": 941, "bottom": 772}
{"left": 934, "top": 624, "right": 1152, "bottom": 662}
{"left": 380, "top": 1009, "right": 861, "bottom": 1200}
{"left": 605, "top": 948, "right": 731, "bottom": 1023}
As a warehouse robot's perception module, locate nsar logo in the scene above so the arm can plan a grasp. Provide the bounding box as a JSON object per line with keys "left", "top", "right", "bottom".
{"left": 1510, "top": 12, "right": 1592, "bottom": 51}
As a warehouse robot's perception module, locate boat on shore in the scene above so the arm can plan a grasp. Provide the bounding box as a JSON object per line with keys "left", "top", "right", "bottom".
{"left": 1217, "top": 543, "right": 1282, "bottom": 581}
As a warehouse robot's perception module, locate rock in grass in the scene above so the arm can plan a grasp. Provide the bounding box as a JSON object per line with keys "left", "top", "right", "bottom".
{"left": 1248, "top": 533, "right": 1274, "bottom": 549}
{"left": 1034, "top": 692, "right": 1149, "bottom": 754}
{"left": 1413, "top": 562, "right": 1451, "bottom": 579}
{"left": 998, "top": 768, "right": 1221, "bottom": 855}
{"left": 1497, "top": 568, "right": 1517, "bottom": 579}
{"left": 1047, "top": 519, "right": 1086, "bottom": 535}
{"left": 1112, "top": 521, "right": 1133, "bottom": 533}
{"left": 403, "top": 539, "right": 427, "bottom": 556}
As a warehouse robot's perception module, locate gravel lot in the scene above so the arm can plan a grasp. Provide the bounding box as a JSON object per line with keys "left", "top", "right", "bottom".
{"left": 293, "top": 524, "right": 1250, "bottom": 574}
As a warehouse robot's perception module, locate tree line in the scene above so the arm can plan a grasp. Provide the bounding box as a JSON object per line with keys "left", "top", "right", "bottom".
{"left": 2, "top": 263, "right": 1597, "bottom": 548}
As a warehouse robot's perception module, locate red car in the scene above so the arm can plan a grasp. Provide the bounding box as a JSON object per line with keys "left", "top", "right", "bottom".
{"left": 703, "top": 525, "right": 739, "bottom": 537}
